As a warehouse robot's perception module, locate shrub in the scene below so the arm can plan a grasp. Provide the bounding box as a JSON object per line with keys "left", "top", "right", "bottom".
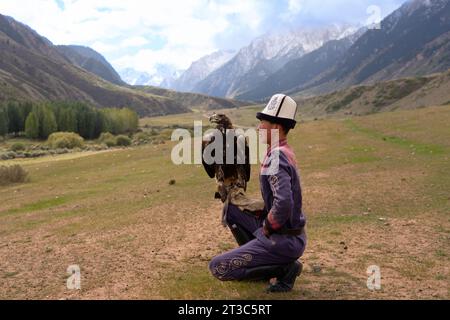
{"left": 55, "top": 148, "right": 70, "bottom": 155}
{"left": 159, "top": 129, "right": 174, "bottom": 141}
{"left": 116, "top": 135, "right": 132, "bottom": 147}
{"left": 104, "top": 139, "right": 117, "bottom": 148}
{"left": 0, "top": 165, "right": 29, "bottom": 186}
{"left": 133, "top": 132, "right": 153, "bottom": 146}
{"left": 47, "top": 132, "right": 84, "bottom": 150}
{"left": 99, "top": 132, "right": 115, "bottom": 143}
{"left": 10, "top": 142, "right": 26, "bottom": 152}
{"left": 0, "top": 151, "right": 17, "bottom": 160}
{"left": 85, "top": 144, "right": 108, "bottom": 152}
{"left": 134, "top": 132, "right": 150, "bottom": 141}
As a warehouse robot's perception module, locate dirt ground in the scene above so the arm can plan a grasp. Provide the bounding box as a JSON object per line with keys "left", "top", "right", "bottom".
{"left": 1, "top": 106, "right": 449, "bottom": 300}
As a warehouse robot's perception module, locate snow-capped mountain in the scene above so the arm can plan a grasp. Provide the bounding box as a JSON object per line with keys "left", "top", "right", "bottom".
{"left": 241, "top": 0, "right": 450, "bottom": 100}
{"left": 192, "top": 24, "right": 357, "bottom": 98}
{"left": 294, "top": 0, "right": 450, "bottom": 95}
{"left": 120, "top": 65, "right": 184, "bottom": 87}
{"left": 120, "top": 68, "right": 153, "bottom": 86}
{"left": 237, "top": 27, "right": 367, "bottom": 101}
{"left": 171, "top": 50, "right": 236, "bottom": 92}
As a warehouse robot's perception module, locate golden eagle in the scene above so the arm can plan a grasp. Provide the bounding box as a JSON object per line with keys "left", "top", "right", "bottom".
{"left": 202, "top": 113, "right": 251, "bottom": 202}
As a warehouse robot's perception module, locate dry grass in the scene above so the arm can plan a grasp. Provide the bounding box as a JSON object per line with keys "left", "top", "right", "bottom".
{"left": 0, "top": 105, "right": 449, "bottom": 300}
{"left": 0, "top": 165, "right": 29, "bottom": 186}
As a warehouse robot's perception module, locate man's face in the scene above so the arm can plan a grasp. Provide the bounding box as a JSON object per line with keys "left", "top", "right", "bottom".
{"left": 258, "top": 120, "right": 280, "bottom": 145}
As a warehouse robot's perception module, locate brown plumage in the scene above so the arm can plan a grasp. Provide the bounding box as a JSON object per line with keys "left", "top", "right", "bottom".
{"left": 202, "top": 113, "right": 251, "bottom": 202}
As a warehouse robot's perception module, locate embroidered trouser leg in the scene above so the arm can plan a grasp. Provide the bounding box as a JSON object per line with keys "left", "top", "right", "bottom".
{"left": 209, "top": 236, "right": 300, "bottom": 281}
{"left": 210, "top": 204, "right": 305, "bottom": 281}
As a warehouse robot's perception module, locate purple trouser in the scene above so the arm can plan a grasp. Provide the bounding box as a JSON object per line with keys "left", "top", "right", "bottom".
{"left": 209, "top": 204, "right": 306, "bottom": 281}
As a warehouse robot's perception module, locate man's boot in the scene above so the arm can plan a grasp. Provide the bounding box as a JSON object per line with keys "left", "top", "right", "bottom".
{"left": 241, "top": 265, "right": 283, "bottom": 282}
{"left": 266, "top": 261, "right": 303, "bottom": 293}
{"left": 229, "top": 224, "right": 254, "bottom": 246}
{"left": 241, "top": 261, "right": 303, "bottom": 290}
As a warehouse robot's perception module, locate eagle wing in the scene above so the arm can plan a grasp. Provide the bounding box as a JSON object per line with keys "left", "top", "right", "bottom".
{"left": 235, "top": 134, "right": 251, "bottom": 191}
{"left": 202, "top": 137, "right": 216, "bottom": 179}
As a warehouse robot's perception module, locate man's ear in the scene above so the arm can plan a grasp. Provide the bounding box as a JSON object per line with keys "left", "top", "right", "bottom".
{"left": 274, "top": 123, "right": 283, "bottom": 133}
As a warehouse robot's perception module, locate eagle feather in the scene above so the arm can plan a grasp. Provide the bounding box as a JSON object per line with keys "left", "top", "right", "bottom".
{"left": 202, "top": 114, "right": 251, "bottom": 202}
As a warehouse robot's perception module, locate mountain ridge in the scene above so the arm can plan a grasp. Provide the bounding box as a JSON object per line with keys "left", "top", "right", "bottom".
{"left": 192, "top": 25, "right": 357, "bottom": 98}
{"left": 56, "top": 45, "right": 124, "bottom": 85}
{"left": 0, "top": 14, "right": 250, "bottom": 117}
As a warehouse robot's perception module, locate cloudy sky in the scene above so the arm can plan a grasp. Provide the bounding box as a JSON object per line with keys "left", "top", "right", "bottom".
{"left": 0, "top": 0, "right": 408, "bottom": 74}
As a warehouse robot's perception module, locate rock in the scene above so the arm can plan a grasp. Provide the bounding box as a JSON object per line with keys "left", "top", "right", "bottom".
{"left": 169, "top": 180, "right": 176, "bottom": 186}
{"left": 403, "top": 220, "right": 417, "bottom": 226}
{"left": 312, "top": 265, "right": 322, "bottom": 273}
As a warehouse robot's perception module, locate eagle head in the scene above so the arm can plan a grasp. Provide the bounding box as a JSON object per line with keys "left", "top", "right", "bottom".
{"left": 209, "top": 113, "right": 233, "bottom": 130}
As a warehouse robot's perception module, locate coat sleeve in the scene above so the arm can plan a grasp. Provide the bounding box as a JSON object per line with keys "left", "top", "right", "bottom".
{"left": 263, "top": 152, "right": 294, "bottom": 233}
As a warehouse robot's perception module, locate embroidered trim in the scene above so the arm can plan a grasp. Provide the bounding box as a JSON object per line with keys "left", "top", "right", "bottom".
{"left": 213, "top": 254, "right": 253, "bottom": 280}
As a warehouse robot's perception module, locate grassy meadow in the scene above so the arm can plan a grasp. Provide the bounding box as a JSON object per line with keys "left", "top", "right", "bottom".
{"left": 0, "top": 105, "right": 449, "bottom": 299}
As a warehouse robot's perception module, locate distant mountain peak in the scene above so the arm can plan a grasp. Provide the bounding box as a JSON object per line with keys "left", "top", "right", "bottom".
{"left": 192, "top": 24, "right": 357, "bottom": 98}
{"left": 170, "top": 50, "right": 236, "bottom": 92}
{"left": 119, "top": 65, "right": 184, "bottom": 88}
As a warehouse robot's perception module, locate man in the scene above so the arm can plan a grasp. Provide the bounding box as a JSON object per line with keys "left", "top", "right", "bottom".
{"left": 209, "top": 94, "right": 307, "bottom": 293}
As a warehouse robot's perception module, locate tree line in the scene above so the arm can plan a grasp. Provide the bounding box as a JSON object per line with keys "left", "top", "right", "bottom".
{"left": 0, "top": 101, "right": 139, "bottom": 140}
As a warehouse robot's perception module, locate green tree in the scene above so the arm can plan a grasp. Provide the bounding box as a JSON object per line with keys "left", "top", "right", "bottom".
{"left": 25, "top": 112, "right": 39, "bottom": 139}
{"left": 58, "top": 108, "right": 77, "bottom": 133}
{"left": 18, "top": 101, "right": 33, "bottom": 132}
{"left": 100, "top": 108, "right": 139, "bottom": 135}
{"left": 30, "top": 104, "right": 57, "bottom": 139}
{"left": 41, "top": 107, "right": 57, "bottom": 139}
{"left": 6, "top": 101, "right": 21, "bottom": 134}
{"left": 77, "top": 109, "right": 97, "bottom": 139}
{"left": 0, "top": 106, "right": 9, "bottom": 136}
{"left": 120, "top": 108, "right": 139, "bottom": 133}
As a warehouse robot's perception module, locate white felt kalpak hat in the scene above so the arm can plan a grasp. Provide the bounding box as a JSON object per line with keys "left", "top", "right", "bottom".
{"left": 256, "top": 94, "right": 298, "bottom": 129}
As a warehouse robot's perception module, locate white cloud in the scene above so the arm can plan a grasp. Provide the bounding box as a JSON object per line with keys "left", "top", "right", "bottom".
{"left": 0, "top": 0, "right": 268, "bottom": 72}
{"left": 120, "top": 36, "right": 149, "bottom": 48}
{"left": 280, "top": 0, "right": 304, "bottom": 22}
{"left": 0, "top": 0, "right": 408, "bottom": 75}
{"left": 288, "top": 0, "right": 303, "bottom": 14}
{"left": 90, "top": 41, "right": 117, "bottom": 54}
